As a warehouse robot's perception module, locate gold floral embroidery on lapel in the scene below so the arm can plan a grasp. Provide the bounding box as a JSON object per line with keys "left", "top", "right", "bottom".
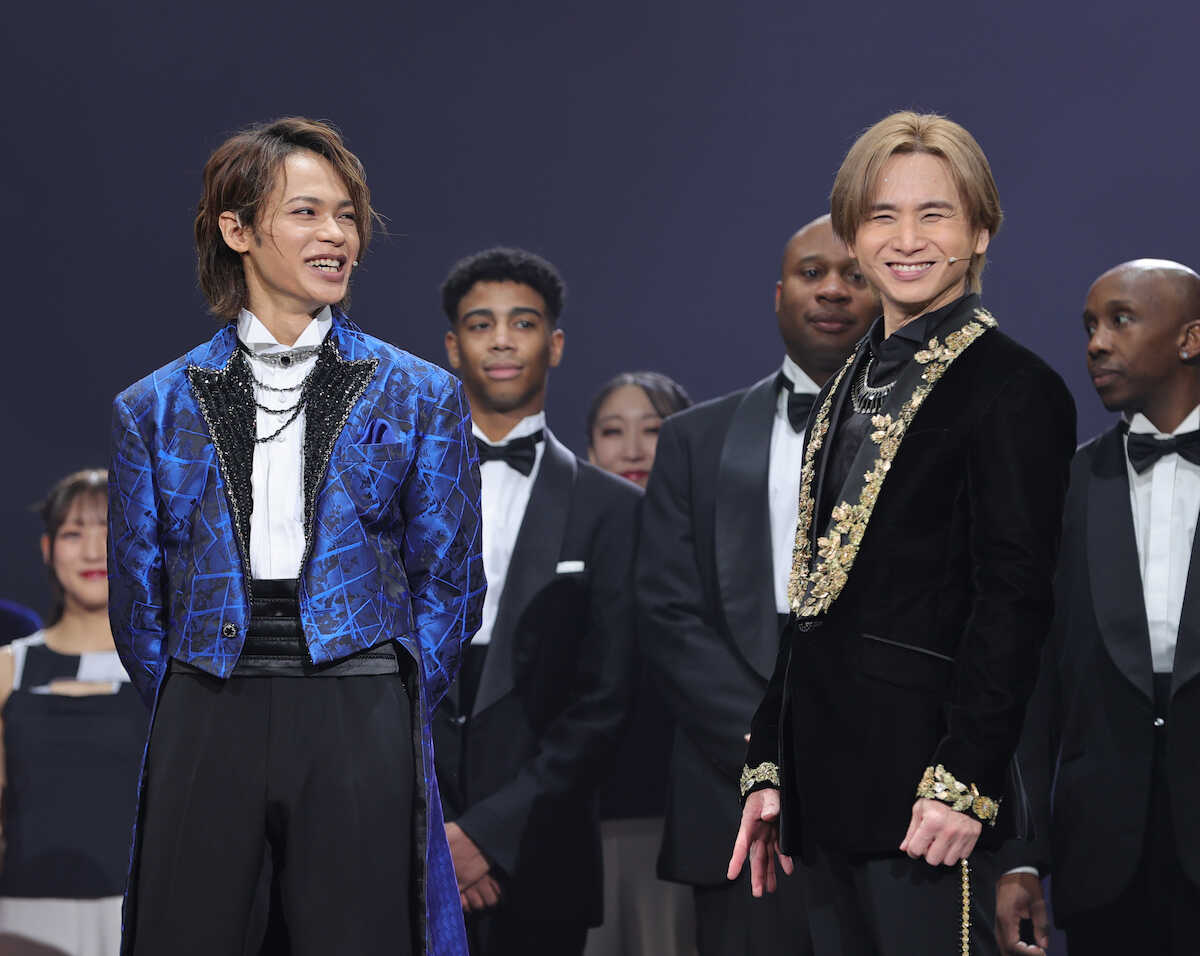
{"left": 788, "top": 309, "right": 998, "bottom": 617}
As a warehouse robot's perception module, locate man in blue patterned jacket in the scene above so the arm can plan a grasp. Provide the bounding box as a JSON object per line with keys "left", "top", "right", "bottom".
{"left": 107, "top": 117, "right": 484, "bottom": 956}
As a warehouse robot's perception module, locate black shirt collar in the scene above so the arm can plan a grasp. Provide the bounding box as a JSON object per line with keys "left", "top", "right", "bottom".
{"left": 865, "top": 293, "right": 979, "bottom": 386}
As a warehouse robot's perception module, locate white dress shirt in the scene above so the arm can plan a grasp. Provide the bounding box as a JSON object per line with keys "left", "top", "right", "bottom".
{"left": 769, "top": 356, "right": 821, "bottom": 614}
{"left": 471, "top": 412, "right": 547, "bottom": 645}
{"left": 1125, "top": 404, "right": 1200, "bottom": 673}
{"left": 237, "top": 306, "right": 332, "bottom": 580}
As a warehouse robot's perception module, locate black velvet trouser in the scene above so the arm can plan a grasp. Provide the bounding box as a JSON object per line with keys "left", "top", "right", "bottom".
{"left": 692, "top": 867, "right": 811, "bottom": 956}
{"left": 1064, "top": 675, "right": 1200, "bottom": 955}
{"left": 128, "top": 668, "right": 416, "bottom": 956}
{"left": 800, "top": 847, "right": 998, "bottom": 956}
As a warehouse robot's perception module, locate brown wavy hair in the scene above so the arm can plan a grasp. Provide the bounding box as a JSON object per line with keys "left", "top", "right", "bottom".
{"left": 830, "top": 111, "right": 1002, "bottom": 293}
{"left": 195, "top": 117, "right": 378, "bottom": 319}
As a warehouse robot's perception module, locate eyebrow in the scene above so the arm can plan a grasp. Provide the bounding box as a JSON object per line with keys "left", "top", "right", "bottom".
{"left": 869, "top": 200, "right": 956, "bottom": 212}
{"left": 460, "top": 306, "right": 544, "bottom": 321}
{"left": 597, "top": 412, "right": 661, "bottom": 424}
{"left": 285, "top": 195, "right": 355, "bottom": 208}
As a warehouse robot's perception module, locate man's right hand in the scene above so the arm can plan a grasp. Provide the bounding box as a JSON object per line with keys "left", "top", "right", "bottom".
{"left": 996, "top": 871, "right": 1051, "bottom": 954}
{"left": 726, "top": 787, "right": 793, "bottom": 897}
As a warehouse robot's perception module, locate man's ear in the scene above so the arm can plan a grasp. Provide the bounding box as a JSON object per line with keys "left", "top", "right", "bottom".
{"left": 774, "top": 280, "right": 783, "bottom": 315}
{"left": 218, "top": 211, "right": 253, "bottom": 254}
{"left": 444, "top": 329, "right": 462, "bottom": 369}
{"left": 548, "top": 328, "right": 565, "bottom": 368}
{"left": 40, "top": 534, "right": 50, "bottom": 566}
{"left": 973, "top": 229, "right": 991, "bottom": 256}
{"left": 1180, "top": 320, "right": 1200, "bottom": 361}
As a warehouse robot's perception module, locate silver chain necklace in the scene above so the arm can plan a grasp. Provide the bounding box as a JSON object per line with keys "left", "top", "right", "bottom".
{"left": 850, "top": 355, "right": 895, "bottom": 415}
{"left": 240, "top": 352, "right": 321, "bottom": 443}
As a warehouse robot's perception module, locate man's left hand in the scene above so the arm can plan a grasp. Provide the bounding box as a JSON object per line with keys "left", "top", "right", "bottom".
{"left": 445, "top": 822, "right": 491, "bottom": 889}
{"left": 899, "top": 797, "right": 981, "bottom": 866}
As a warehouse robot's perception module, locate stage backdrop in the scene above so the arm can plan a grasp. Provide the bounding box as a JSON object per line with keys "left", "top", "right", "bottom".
{"left": 3, "top": 0, "right": 1196, "bottom": 621}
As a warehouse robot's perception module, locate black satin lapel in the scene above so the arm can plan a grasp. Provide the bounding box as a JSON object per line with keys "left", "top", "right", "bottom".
{"left": 303, "top": 344, "right": 378, "bottom": 529}
{"left": 715, "top": 375, "right": 780, "bottom": 678}
{"left": 186, "top": 354, "right": 255, "bottom": 568}
{"left": 1173, "top": 486, "right": 1200, "bottom": 696}
{"left": 810, "top": 342, "right": 867, "bottom": 556}
{"left": 473, "top": 431, "right": 576, "bottom": 716}
{"left": 1087, "top": 428, "right": 1154, "bottom": 701}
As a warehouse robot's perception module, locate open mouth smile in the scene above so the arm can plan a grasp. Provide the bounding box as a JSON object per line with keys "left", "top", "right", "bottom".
{"left": 307, "top": 256, "right": 347, "bottom": 277}
{"left": 887, "top": 262, "right": 935, "bottom": 280}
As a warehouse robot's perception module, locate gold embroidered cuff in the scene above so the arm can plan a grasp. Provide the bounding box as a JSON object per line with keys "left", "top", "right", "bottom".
{"left": 740, "top": 762, "right": 781, "bottom": 798}
{"left": 916, "top": 764, "right": 1000, "bottom": 826}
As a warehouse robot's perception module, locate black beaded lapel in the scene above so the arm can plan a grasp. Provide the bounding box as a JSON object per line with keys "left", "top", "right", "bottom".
{"left": 186, "top": 353, "right": 256, "bottom": 570}
{"left": 301, "top": 344, "right": 377, "bottom": 537}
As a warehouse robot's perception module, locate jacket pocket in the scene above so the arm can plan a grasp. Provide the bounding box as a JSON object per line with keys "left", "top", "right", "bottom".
{"left": 336, "top": 439, "right": 413, "bottom": 463}
{"left": 858, "top": 633, "right": 953, "bottom": 692}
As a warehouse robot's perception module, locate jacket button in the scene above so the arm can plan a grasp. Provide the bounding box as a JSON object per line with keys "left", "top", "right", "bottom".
{"left": 222, "top": 622, "right": 238, "bottom": 639}
{"left": 1154, "top": 717, "right": 1165, "bottom": 728}
{"left": 452, "top": 714, "right": 468, "bottom": 727}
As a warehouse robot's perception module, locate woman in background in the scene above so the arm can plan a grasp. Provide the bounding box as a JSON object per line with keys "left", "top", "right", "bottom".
{"left": 584, "top": 371, "right": 696, "bottom": 956}
{"left": 0, "top": 470, "right": 147, "bottom": 956}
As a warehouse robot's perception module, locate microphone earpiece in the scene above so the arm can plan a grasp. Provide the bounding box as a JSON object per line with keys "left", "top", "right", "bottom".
{"left": 946, "top": 256, "right": 970, "bottom": 264}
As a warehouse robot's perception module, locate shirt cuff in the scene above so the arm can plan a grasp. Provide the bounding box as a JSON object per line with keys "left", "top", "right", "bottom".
{"left": 1003, "top": 866, "right": 1040, "bottom": 877}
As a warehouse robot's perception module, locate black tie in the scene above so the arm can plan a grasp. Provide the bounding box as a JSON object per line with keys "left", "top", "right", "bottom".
{"left": 776, "top": 373, "right": 816, "bottom": 433}
{"left": 1126, "top": 429, "right": 1200, "bottom": 474}
{"left": 477, "top": 430, "right": 543, "bottom": 476}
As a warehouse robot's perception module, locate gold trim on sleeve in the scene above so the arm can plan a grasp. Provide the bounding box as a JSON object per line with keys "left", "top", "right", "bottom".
{"left": 916, "top": 763, "right": 1000, "bottom": 826}
{"left": 739, "top": 761, "right": 781, "bottom": 797}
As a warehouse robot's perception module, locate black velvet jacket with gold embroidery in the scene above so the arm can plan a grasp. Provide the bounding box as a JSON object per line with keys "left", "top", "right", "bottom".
{"left": 742, "top": 295, "right": 1076, "bottom": 858}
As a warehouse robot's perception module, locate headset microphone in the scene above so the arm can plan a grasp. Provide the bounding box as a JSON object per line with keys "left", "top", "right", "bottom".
{"left": 946, "top": 256, "right": 971, "bottom": 264}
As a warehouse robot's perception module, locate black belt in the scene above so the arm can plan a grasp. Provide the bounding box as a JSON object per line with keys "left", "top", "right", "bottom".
{"left": 228, "top": 579, "right": 399, "bottom": 678}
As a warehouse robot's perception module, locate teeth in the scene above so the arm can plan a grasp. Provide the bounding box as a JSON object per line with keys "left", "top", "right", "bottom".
{"left": 309, "top": 258, "right": 341, "bottom": 271}
{"left": 892, "top": 263, "right": 932, "bottom": 273}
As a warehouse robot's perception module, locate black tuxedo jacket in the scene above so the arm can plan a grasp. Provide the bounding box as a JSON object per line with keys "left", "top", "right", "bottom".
{"left": 999, "top": 425, "right": 1200, "bottom": 921}
{"left": 637, "top": 373, "right": 784, "bottom": 884}
{"left": 433, "top": 429, "right": 640, "bottom": 926}
{"left": 746, "top": 299, "right": 1076, "bottom": 858}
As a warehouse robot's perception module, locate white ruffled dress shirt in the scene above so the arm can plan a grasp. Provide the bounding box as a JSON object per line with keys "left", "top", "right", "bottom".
{"left": 237, "top": 306, "right": 332, "bottom": 580}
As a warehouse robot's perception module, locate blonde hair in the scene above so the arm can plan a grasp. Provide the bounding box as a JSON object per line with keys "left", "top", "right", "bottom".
{"left": 830, "top": 111, "right": 1002, "bottom": 292}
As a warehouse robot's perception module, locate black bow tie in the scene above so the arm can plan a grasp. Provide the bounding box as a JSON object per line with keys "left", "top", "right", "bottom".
{"left": 776, "top": 373, "right": 816, "bottom": 433}
{"left": 1126, "top": 429, "right": 1200, "bottom": 473}
{"left": 477, "top": 430, "right": 544, "bottom": 476}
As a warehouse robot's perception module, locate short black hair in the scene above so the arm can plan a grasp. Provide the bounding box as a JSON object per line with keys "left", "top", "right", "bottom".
{"left": 585, "top": 371, "right": 693, "bottom": 443}
{"left": 441, "top": 247, "right": 566, "bottom": 325}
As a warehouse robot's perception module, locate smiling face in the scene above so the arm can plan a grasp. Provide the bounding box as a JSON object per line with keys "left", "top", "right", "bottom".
{"left": 849, "top": 152, "right": 989, "bottom": 328}
{"left": 587, "top": 384, "right": 663, "bottom": 487}
{"left": 775, "top": 217, "right": 880, "bottom": 382}
{"left": 445, "top": 280, "right": 564, "bottom": 421}
{"left": 1083, "top": 264, "right": 1200, "bottom": 422}
{"left": 221, "top": 150, "right": 361, "bottom": 319}
{"left": 41, "top": 493, "right": 108, "bottom": 615}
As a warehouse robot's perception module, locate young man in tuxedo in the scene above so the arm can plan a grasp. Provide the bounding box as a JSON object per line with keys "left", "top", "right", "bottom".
{"left": 996, "top": 259, "right": 1200, "bottom": 956}
{"left": 729, "top": 112, "right": 1076, "bottom": 955}
{"left": 436, "top": 247, "right": 640, "bottom": 956}
{"left": 637, "top": 214, "right": 878, "bottom": 954}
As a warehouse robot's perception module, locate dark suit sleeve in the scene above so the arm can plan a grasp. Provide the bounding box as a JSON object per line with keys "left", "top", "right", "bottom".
{"left": 402, "top": 377, "right": 485, "bottom": 710}
{"left": 107, "top": 393, "right": 167, "bottom": 706}
{"left": 637, "top": 417, "right": 769, "bottom": 780}
{"left": 455, "top": 485, "right": 637, "bottom": 876}
{"left": 929, "top": 364, "right": 1076, "bottom": 803}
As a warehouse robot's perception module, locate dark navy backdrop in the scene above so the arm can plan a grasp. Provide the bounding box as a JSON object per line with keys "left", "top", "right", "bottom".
{"left": 4, "top": 0, "right": 1196, "bottom": 618}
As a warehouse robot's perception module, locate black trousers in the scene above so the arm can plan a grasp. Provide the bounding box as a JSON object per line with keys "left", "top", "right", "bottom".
{"left": 1064, "top": 678, "right": 1200, "bottom": 955}
{"left": 465, "top": 907, "right": 587, "bottom": 956}
{"left": 692, "top": 867, "right": 811, "bottom": 956}
{"left": 128, "top": 668, "right": 416, "bottom": 956}
{"left": 800, "top": 847, "right": 998, "bottom": 956}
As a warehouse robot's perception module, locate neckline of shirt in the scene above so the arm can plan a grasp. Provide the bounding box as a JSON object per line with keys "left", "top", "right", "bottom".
{"left": 237, "top": 306, "right": 332, "bottom": 355}
{"left": 778, "top": 355, "right": 821, "bottom": 396}
{"left": 1126, "top": 404, "right": 1200, "bottom": 438}
{"left": 474, "top": 410, "right": 547, "bottom": 447}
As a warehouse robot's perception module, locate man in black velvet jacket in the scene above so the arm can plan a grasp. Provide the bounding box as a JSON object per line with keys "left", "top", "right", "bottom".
{"left": 638, "top": 215, "right": 878, "bottom": 954}
{"left": 996, "top": 259, "right": 1200, "bottom": 956}
{"left": 729, "top": 112, "right": 1076, "bottom": 955}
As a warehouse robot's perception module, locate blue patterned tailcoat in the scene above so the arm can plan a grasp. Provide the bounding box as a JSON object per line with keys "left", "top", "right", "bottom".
{"left": 108, "top": 311, "right": 484, "bottom": 955}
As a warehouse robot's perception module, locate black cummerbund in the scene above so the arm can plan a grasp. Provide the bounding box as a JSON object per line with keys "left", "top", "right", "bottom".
{"left": 229, "top": 578, "right": 399, "bottom": 678}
